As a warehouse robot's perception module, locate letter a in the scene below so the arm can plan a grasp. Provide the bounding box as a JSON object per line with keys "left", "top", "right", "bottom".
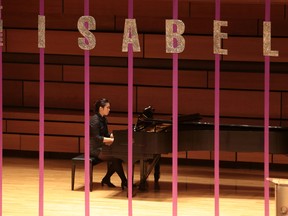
{"left": 122, "top": 19, "right": 140, "bottom": 52}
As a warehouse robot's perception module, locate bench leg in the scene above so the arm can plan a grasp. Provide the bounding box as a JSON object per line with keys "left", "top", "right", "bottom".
{"left": 71, "top": 162, "right": 76, "bottom": 190}
{"left": 90, "top": 162, "right": 93, "bottom": 192}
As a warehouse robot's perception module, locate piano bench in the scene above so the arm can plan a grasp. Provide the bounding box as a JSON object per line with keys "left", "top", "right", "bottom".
{"left": 71, "top": 154, "right": 103, "bottom": 192}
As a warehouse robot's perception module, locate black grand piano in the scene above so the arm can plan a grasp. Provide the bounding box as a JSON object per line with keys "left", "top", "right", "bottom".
{"left": 104, "top": 106, "right": 288, "bottom": 190}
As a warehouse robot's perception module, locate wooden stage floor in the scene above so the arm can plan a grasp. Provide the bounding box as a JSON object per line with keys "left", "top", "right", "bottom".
{"left": 2, "top": 156, "right": 287, "bottom": 216}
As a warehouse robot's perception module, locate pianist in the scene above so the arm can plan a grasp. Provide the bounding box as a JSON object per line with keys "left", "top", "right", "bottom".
{"left": 90, "top": 98, "right": 127, "bottom": 189}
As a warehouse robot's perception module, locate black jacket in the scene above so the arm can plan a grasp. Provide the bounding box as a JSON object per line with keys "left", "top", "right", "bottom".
{"left": 89, "top": 113, "right": 110, "bottom": 156}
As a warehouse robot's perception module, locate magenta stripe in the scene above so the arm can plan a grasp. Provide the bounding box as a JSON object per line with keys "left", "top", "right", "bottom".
{"left": 264, "top": 1, "right": 271, "bottom": 216}
{"left": 214, "top": 1, "right": 221, "bottom": 216}
{"left": 0, "top": 1, "right": 3, "bottom": 215}
{"left": 214, "top": 54, "right": 220, "bottom": 216}
{"left": 172, "top": 1, "right": 178, "bottom": 216}
{"left": 84, "top": 50, "right": 90, "bottom": 216}
{"left": 39, "top": 48, "right": 45, "bottom": 216}
{"left": 84, "top": 1, "right": 90, "bottom": 216}
{"left": 39, "top": 1, "right": 45, "bottom": 216}
{"left": 172, "top": 54, "right": 178, "bottom": 216}
{"left": 0, "top": 49, "right": 2, "bottom": 216}
{"left": 128, "top": 46, "right": 133, "bottom": 216}
{"left": 127, "top": 0, "right": 133, "bottom": 215}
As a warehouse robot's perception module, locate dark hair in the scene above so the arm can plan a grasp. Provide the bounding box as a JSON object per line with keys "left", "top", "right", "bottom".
{"left": 94, "top": 98, "right": 109, "bottom": 113}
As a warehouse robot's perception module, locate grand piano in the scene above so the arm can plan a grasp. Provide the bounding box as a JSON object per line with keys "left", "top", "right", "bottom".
{"left": 104, "top": 107, "right": 288, "bottom": 190}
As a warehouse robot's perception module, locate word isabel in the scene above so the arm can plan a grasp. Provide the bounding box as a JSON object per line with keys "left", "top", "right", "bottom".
{"left": 39, "top": 15, "right": 278, "bottom": 57}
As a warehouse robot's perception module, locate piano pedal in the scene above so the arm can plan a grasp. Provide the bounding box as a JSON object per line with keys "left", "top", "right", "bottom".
{"left": 154, "top": 182, "right": 160, "bottom": 191}
{"left": 138, "top": 181, "right": 149, "bottom": 191}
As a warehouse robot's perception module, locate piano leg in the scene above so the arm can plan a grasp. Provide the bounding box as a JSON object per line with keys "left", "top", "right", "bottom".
{"left": 138, "top": 154, "right": 161, "bottom": 191}
{"left": 154, "top": 156, "right": 160, "bottom": 190}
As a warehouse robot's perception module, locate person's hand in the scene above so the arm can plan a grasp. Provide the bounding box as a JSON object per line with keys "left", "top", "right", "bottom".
{"left": 110, "top": 133, "right": 114, "bottom": 138}
{"left": 105, "top": 137, "right": 114, "bottom": 146}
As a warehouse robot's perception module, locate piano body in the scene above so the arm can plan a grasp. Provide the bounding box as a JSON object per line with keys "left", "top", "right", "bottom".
{"left": 104, "top": 108, "right": 288, "bottom": 189}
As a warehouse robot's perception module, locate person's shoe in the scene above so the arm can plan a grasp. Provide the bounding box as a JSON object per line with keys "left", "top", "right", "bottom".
{"left": 101, "top": 178, "right": 116, "bottom": 188}
{"left": 121, "top": 181, "right": 127, "bottom": 190}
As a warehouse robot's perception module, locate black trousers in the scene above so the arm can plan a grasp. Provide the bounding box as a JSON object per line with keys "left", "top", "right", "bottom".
{"left": 94, "top": 151, "right": 127, "bottom": 183}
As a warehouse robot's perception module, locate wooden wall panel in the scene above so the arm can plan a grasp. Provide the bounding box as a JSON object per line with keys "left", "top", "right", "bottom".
{"left": 64, "top": 0, "right": 127, "bottom": 16}
{"left": 3, "top": 120, "right": 6, "bottom": 132}
{"left": 137, "top": 87, "right": 215, "bottom": 115}
{"left": 220, "top": 91, "right": 281, "bottom": 118}
{"left": 268, "top": 38, "right": 288, "bottom": 62}
{"left": 45, "top": 30, "right": 87, "bottom": 56}
{"left": 134, "top": 1, "right": 190, "bottom": 18}
{"left": 209, "top": 71, "right": 288, "bottom": 92}
{"left": 3, "top": 80, "right": 23, "bottom": 106}
{"left": 222, "top": 4, "right": 284, "bottom": 19}
{"left": 45, "top": 122, "right": 84, "bottom": 136}
{"left": 178, "top": 88, "right": 214, "bottom": 115}
{"left": 3, "top": 13, "right": 37, "bottom": 29}
{"left": 237, "top": 152, "right": 270, "bottom": 163}
{"left": 21, "top": 135, "right": 79, "bottom": 152}
{"left": 90, "top": 85, "right": 136, "bottom": 113}
{"left": 46, "top": 15, "right": 115, "bottom": 31}
{"left": 4, "top": 12, "right": 115, "bottom": 31}
{"left": 7, "top": 120, "right": 39, "bottom": 134}
{"left": 23, "top": 81, "right": 135, "bottom": 112}
{"left": 4, "top": 108, "right": 39, "bottom": 120}
{"left": 44, "top": 110, "right": 84, "bottom": 122}
{"left": 4, "top": 63, "right": 63, "bottom": 81}
{"left": 190, "top": 2, "right": 214, "bottom": 19}
{"left": 188, "top": 151, "right": 211, "bottom": 160}
{"left": 272, "top": 154, "right": 288, "bottom": 164}
{"left": 116, "top": 17, "right": 166, "bottom": 34}
{"left": 223, "top": 37, "right": 263, "bottom": 62}
{"left": 264, "top": 19, "right": 288, "bottom": 37}
{"left": 181, "top": 18, "right": 213, "bottom": 35}
{"left": 6, "top": 29, "right": 38, "bottom": 53}
{"left": 24, "top": 82, "right": 83, "bottom": 109}
{"left": 135, "top": 68, "right": 208, "bottom": 88}
{"left": 219, "top": 152, "right": 236, "bottom": 161}
{"left": 271, "top": 73, "right": 288, "bottom": 91}
{"left": 3, "top": 134, "right": 21, "bottom": 150}
{"left": 64, "top": 66, "right": 208, "bottom": 88}
{"left": 3, "top": 0, "right": 63, "bottom": 15}
{"left": 137, "top": 87, "right": 172, "bottom": 114}
{"left": 63, "top": 66, "right": 128, "bottom": 84}
{"left": 45, "top": 136, "right": 79, "bottom": 153}
{"left": 63, "top": 0, "right": 190, "bottom": 17}
{"left": 224, "top": 37, "right": 288, "bottom": 62}
{"left": 281, "top": 92, "right": 288, "bottom": 119}
{"left": 144, "top": 34, "right": 214, "bottom": 60}
{"left": 225, "top": 19, "right": 259, "bottom": 36}
{"left": 208, "top": 71, "right": 264, "bottom": 90}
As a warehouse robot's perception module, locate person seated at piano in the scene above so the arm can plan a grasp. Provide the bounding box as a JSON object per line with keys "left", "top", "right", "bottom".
{"left": 90, "top": 98, "right": 127, "bottom": 189}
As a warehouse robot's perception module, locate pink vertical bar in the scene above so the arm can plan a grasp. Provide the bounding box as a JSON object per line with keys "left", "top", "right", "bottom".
{"left": 172, "top": 0, "right": 178, "bottom": 216}
{"left": 128, "top": 1, "right": 133, "bottom": 216}
{"left": 39, "top": 1, "right": 45, "bottom": 216}
{"left": 84, "top": 1, "right": 90, "bottom": 216}
{"left": 264, "top": 1, "right": 270, "bottom": 216}
{"left": 84, "top": 48, "right": 90, "bottom": 216}
{"left": 0, "top": 1, "right": 2, "bottom": 216}
{"left": 214, "top": 1, "right": 220, "bottom": 216}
